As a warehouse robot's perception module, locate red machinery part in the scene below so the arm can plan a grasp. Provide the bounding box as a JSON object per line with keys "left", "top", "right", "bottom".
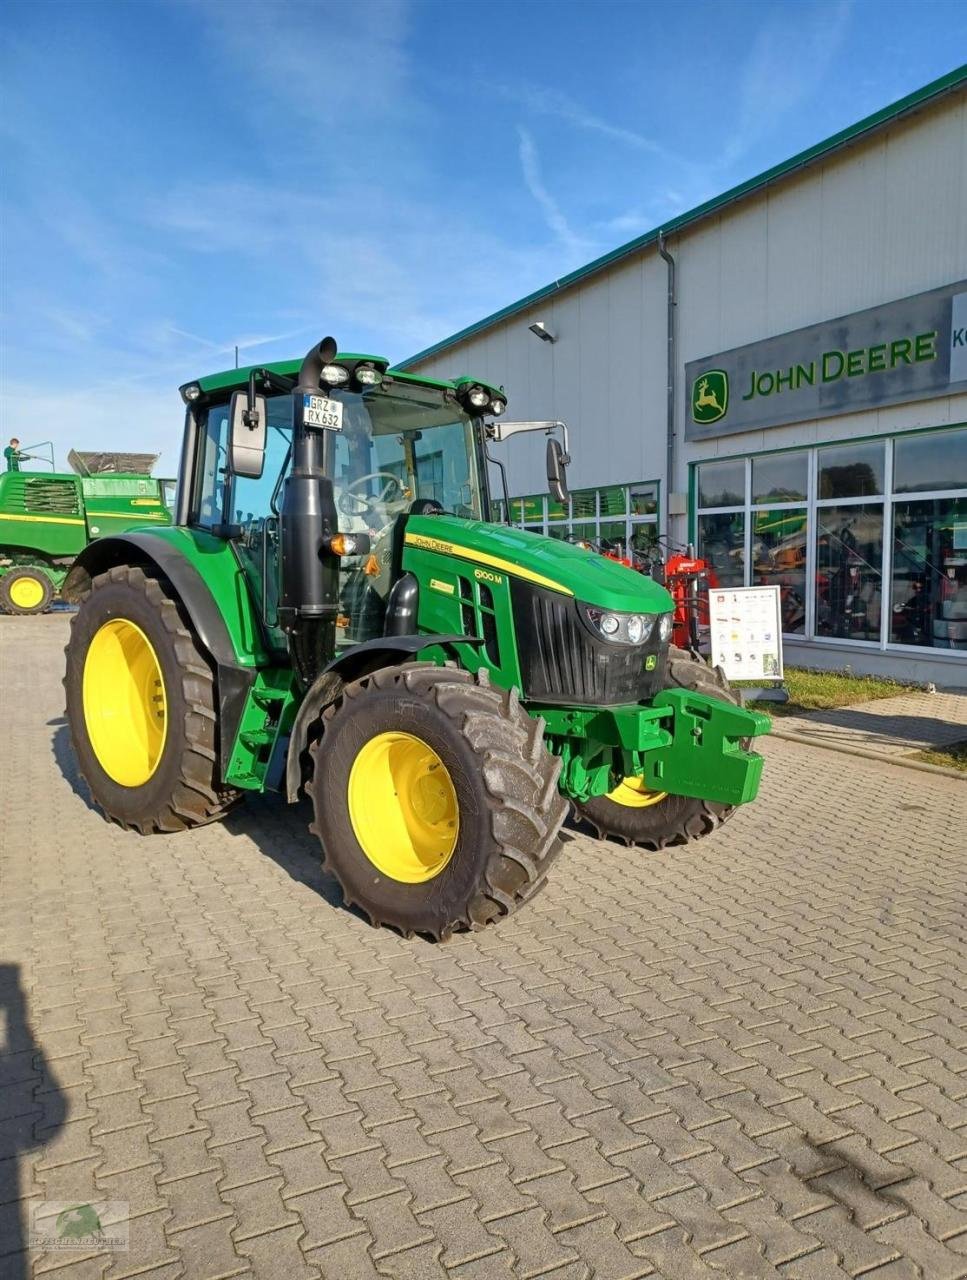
{"left": 664, "top": 553, "right": 718, "bottom": 650}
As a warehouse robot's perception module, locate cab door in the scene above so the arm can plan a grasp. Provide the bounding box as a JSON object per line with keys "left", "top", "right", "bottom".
{"left": 191, "top": 393, "right": 293, "bottom": 653}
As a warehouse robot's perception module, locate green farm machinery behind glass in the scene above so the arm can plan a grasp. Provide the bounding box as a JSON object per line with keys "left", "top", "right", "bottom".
{"left": 0, "top": 449, "right": 174, "bottom": 614}
{"left": 62, "top": 338, "right": 770, "bottom": 940}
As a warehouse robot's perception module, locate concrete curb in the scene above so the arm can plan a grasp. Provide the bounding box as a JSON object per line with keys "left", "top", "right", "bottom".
{"left": 769, "top": 726, "right": 967, "bottom": 780}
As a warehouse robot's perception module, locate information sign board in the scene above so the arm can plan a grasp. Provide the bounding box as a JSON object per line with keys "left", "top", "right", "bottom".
{"left": 709, "top": 586, "right": 784, "bottom": 681}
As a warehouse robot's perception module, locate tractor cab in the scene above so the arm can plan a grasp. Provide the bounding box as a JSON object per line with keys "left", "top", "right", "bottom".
{"left": 181, "top": 351, "right": 497, "bottom": 654}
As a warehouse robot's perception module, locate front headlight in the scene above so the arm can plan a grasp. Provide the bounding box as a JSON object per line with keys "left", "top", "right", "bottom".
{"left": 580, "top": 605, "right": 656, "bottom": 646}
{"left": 467, "top": 385, "right": 490, "bottom": 408}
{"left": 658, "top": 612, "right": 674, "bottom": 643}
{"left": 321, "top": 363, "right": 350, "bottom": 386}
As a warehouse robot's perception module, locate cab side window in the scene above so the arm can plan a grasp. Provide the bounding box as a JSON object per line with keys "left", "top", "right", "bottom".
{"left": 194, "top": 404, "right": 230, "bottom": 530}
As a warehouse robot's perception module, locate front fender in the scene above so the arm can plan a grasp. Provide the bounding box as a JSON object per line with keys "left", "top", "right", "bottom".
{"left": 284, "top": 634, "right": 483, "bottom": 802}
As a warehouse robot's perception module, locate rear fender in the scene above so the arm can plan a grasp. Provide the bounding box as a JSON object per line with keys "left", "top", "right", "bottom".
{"left": 63, "top": 531, "right": 265, "bottom": 777}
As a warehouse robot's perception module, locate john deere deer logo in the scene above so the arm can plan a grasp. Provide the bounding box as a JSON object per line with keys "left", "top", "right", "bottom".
{"left": 691, "top": 370, "right": 729, "bottom": 424}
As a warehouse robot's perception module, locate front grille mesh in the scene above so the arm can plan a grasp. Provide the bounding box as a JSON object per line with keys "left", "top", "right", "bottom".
{"left": 513, "top": 584, "right": 663, "bottom": 706}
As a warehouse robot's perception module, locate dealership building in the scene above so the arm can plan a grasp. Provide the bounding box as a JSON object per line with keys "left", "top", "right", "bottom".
{"left": 401, "top": 67, "right": 967, "bottom": 685}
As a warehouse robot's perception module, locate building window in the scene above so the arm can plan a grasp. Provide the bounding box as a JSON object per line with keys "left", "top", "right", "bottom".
{"left": 891, "top": 497, "right": 967, "bottom": 649}
{"left": 752, "top": 508, "right": 808, "bottom": 634}
{"left": 694, "top": 424, "right": 967, "bottom": 654}
{"left": 815, "top": 503, "right": 884, "bottom": 641}
{"left": 752, "top": 453, "right": 808, "bottom": 504}
{"left": 818, "top": 441, "right": 885, "bottom": 498}
{"left": 698, "top": 512, "right": 745, "bottom": 586}
{"left": 893, "top": 431, "right": 967, "bottom": 494}
{"left": 499, "top": 481, "right": 660, "bottom": 551}
{"left": 697, "top": 458, "right": 745, "bottom": 507}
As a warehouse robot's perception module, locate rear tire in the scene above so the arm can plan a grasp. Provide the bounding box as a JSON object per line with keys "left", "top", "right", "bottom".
{"left": 307, "top": 663, "right": 567, "bottom": 940}
{"left": 0, "top": 566, "right": 54, "bottom": 615}
{"left": 572, "top": 647, "right": 739, "bottom": 849}
{"left": 64, "top": 565, "right": 241, "bottom": 833}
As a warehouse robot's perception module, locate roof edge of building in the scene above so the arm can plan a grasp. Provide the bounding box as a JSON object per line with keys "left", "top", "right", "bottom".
{"left": 398, "top": 63, "right": 967, "bottom": 370}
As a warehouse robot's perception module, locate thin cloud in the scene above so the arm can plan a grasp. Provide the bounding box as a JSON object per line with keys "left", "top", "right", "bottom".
{"left": 517, "top": 127, "right": 588, "bottom": 259}
{"left": 722, "top": 0, "right": 853, "bottom": 165}
{"left": 497, "top": 83, "right": 677, "bottom": 162}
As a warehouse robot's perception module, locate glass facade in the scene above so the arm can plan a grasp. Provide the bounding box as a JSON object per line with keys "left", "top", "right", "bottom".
{"left": 694, "top": 425, "right": 967, "bottom": 654}
{"left": 500, "top": 481, "right": 659, "bottom": 552}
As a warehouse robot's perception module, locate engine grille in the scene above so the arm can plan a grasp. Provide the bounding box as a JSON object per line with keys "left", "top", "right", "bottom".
{"left": 511, "top": 581, "right": 666, "bottom": 706}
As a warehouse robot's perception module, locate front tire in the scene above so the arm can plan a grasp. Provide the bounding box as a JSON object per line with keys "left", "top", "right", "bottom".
{"left": 64, "top": 565, "right": 241, "bottom": 833}
{"left": 307, "top": 664, "right": 567, "bottom": 940}
{"left": 572, "top": 647, "right": 740, "bottom": 849}
{"left": 0, "top": 566, "right": 55, "bottom": 615}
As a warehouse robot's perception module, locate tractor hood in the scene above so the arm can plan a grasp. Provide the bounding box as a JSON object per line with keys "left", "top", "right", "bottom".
{"left": 404, "top": 514, "right": 673, "bottom": 614}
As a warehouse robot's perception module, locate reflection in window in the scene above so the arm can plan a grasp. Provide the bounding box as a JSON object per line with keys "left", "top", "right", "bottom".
{"left": 571, "top": 488, "right": 597, "bottom": 519}
{"left": 697, "top": 459, "right": 745, "bottom": 508}
{"left": 752, "top": 452, "right": 808, "bottom": 504}
{"left": 893, "top": 428, "right": 967, "bottom": 494}
{"left": 599, "top": 485, "right": 627, "bottom": 517}
{"left": 815, "top": 504, "right": 883, "bottom": 641}
{"left": 630, "top": 522, "right": 658, "bottom": 555}
{"left": 698, "top": 512, "right": 744, "bottom": 586}
{"left": 630, "top": 484, "right": 657, "bottom": 516}
{"left": 599, "top": 520, "right": 627, "bottom": 554}
{"left": 891, "top": 497, "right": 967, "bottom": 649}
{"left": 751, "top": 509, "right": 807, "bottom": 634}
{"left": 818, "top": 441, "right": 884, "bottom": 498}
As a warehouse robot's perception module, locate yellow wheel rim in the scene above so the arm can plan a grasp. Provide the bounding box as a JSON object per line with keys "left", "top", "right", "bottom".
{"left": 10, "top": 576, "right": 45, "bottom": 610}
{"left": 348, "top": 732, "right": 458, "bottom": 883}
{"left": 607, "top": 776, "right": 668, "bottom": 808}
{"left": 82, "top": 619, "right": 168, "bottom": 787}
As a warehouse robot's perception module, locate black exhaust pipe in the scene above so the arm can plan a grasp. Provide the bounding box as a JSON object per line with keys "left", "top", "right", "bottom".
{"left": 279, "top": 337, "right": 341, "bottom": 681}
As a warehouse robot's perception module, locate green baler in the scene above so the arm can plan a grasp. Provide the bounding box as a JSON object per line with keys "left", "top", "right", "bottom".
{"left": 62, "top": 338, "right": 769, "bottom": 939}
{"left": 0, "top": 456, "right": 173, "bottom": 614}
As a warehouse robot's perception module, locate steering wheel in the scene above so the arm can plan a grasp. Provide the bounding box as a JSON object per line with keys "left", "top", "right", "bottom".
{"left": 338, "top": 471, "right": 407, "bottom": 517}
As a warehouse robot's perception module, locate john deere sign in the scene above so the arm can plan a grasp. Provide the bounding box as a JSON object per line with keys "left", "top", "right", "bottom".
{"left": 685, "top": 281, "right": 967, "bottom": 441}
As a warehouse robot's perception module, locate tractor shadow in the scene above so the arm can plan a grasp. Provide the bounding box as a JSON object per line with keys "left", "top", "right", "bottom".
{"left": 222, "top": 798, "right": 371, "bottom": 923}
{"left": 47, "top": 719, "right": 369, "bottom": 927}
{"left": 49, "top": 720, "right": 97, "bottom": 813}
{"left": 0, "top": 963, "right": 68, "bottom": 1279}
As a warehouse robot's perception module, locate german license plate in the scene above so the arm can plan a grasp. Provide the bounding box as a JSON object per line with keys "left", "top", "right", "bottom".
{"left": 303, "top": 394, "right": 343, "bottom": 430}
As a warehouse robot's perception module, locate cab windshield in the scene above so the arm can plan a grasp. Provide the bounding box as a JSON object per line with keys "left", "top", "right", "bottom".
{"left": 329, "top": 381, "right": 485, "bottom": 530}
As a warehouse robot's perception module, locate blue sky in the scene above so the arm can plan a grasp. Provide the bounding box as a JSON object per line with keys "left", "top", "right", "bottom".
{"left": 2, "top": 0, "right": 965, "bottom": 472}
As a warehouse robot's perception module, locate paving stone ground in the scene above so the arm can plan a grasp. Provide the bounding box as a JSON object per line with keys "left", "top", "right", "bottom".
{"left": 1, "top": 613, "right": 966, "bottom": 1280}
{"left": 772, "top": 690, "right": 967, "bottom": 759}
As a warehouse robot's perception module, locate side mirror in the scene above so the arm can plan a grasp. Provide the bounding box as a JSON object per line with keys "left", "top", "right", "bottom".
{"left": 229, "top": 391, "right": 267, "bottom": 479}
{"left": 546, "top": 438, "right": 569, "bottom": 504}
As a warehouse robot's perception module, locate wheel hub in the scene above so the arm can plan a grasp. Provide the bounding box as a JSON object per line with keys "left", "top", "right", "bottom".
{"left": 82, "top": 619, "right": 168, "bottom": 787}
{"left": 347, "top": 731, "right": 458, "bottom": 883}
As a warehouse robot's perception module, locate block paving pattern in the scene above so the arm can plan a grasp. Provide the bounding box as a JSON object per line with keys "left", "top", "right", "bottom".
{"left": 1, "top": 615, "right": 965, "bottom": 1279}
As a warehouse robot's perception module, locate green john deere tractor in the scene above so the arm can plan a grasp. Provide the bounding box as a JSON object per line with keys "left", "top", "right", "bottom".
{"left": 62, "top": 338, "right": 769, "bottom": 939}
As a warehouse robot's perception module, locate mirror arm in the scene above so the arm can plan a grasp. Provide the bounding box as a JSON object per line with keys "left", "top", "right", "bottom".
{"left": 246, "top": 368, "right": 296, "bottom": 423}
{"left": 484, "top": 441, "right": 511, "bottom": 524}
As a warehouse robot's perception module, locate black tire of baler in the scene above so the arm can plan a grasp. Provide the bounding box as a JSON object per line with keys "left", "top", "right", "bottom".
{"left": 571, "top": 646, "right": 740, "bottom": 849}
{"left": 63, "top": 565, "right": 242, "bottom": 833}
{"left": 0, "top": 567, "right": 55, "bottom": 615}
{"left": 306, "top": 663, "right": 568, "bottom": 940}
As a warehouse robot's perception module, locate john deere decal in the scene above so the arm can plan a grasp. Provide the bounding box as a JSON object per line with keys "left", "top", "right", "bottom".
{"left": 691, "top": 370, "right": 728, "bottom": 425}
